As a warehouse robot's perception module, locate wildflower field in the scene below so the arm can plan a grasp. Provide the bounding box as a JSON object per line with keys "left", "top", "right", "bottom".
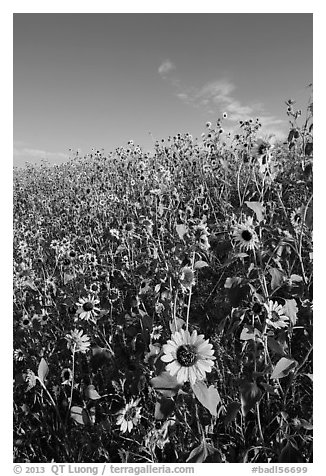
{"left": 13, "top": 99, "right": 313, "bottom": 463}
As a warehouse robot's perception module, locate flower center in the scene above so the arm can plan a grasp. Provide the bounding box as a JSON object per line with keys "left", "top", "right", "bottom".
{"left": 63, "top": 370, "right": 71, "bottom": 380}
{"left": 176, "top": 345, "right": 198, "bottom": 367}
{"left": 241, "top": 230, "right": 253, "bottom": 241}
{"left": 83, "top": 302, "right": 94, "bottom": 312}
{"left": 125, "top": 407, "right": 137, "bottom": 421}
{"left": 270, "top": 311, "right": 280, "bottom": 322}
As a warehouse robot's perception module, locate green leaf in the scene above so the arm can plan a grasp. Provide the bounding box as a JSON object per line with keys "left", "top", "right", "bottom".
{"left": 194, "top": 260, "right": 209, "bottom": 269}
{"left": 24, "top": 280, "right": 38, "bottom": 291}
{"left": 282, "top": 299, "right": 298, "bottom": 325}
{"left": 169, "top": 317, "right": 185, "bottom": 333}
{"left": 290, "top": 274, "right": 303, "bottom": 283}
{"left": 240, "top": 324, "right": 261, "bottom": 341}
{"left": 85, "top": 385, "right": 101, "bottom": 400}
{"left": 63, "top": 273, "right": 74, "bottom": 284}
{"left": 144, "top": 343, "right": 161, "bottom": 364}
{"left": 223, "top": 401, "right": 241, "bottom": 425}
{"left": 239, "top": 381, "right": 262, "bottom": 417}
{"left": 269, "top": 267, "right": 285, "bottom": 290}
{"left": 245, "top": 201, "right": 265, "bottom": 223}
{"left": 192, "top": 381, "right": 221, "bottom": 417}
{"left": 154, "top": 396, "right": 175, "bottom": 420}
{"left": 186, "top": 440, "right": 209, "bottom": 463}
{"left": 260, "top": 382, "right": 279, "bottom": 395}
{"left": 234, "top": 252, "right": 249, "bottom": 259}
{"left": 271, "top": 357, "right": 298, "bottom": 379}
{"left": 297, "top": 418, "right": 313, "bottom": 430}
{"left": 267, "top": 336, "right": 287, "bottom": 356}
{"left": 278, "top": 441, "right": 303, "bottom": 463}
{"left": 150, "top": 371, "right": 181, "bottom": 397}
{"left": 175, "top": 224, "right": 188, "bottom": 241}
{"left": 70, "top": 406, "right": 91, "bottom": 425}
{"left": 38, "top": 358, "right": 49, "bottom": 384}
{"left": 304, "top": 199, "right": 313, "bottom": 229}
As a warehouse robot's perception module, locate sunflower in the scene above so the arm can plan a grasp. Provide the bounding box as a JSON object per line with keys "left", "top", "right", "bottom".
{"left": 116, "top": 398, "right": 141, "bottom": 434}
{"left": 161, "top": 329, "right": 216, "bottom": 386}
{"left": 264, "top": 300, "right": 290, "bottom": 329}
{"left": 150, "top": 325, "right": 163, "bottom": 341}
{"left": 124, "top": 221, "right": 135, "bottom": 234}
{"left": 13, "top": 348, "right": 25, "bottom": 362}
{"left": 290, "top": 207, "right": 303, "bottom": 234}
{"left": 179, "top": 266, "right": 195, "bottom": 290}
{"left": 61, "top": 367, "right": 73, "bottom": 385}
{"left": 76, "top": 295, "right": 100, "bottom": 322}
{"left": 20, "top": 315, "right": 32, "bottom": 329}
{"left": 65, "top": 329, "right": 91, "bottom": 353}
{"left": 232, "top": 217, "right": 259, "bottom": 251}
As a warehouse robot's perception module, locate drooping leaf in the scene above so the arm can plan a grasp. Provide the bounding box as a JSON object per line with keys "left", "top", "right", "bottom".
{"left": 245, "top": 201, "right": 265, "bottom": 223}
{"left": 186, "top": 440, "right": 209, "bottom": 463}
{"left": 175, "top": 224, "right": 188, "bottom": 241}
{"left": 194, "top": 260, "right": 209, "bottom": 269}
{"left": 269, "top": 267, "right": 285, "bottom": 290}
{"left": 85, "top": 385, "right": 101, "bottom": 400}
{"left": 223, "top": 401, "right": 241, "bottom": 425}
{"left": 70, "top": 406, "right": 91, "bottom": 425}
{"left": 38, "top": 358, "right": 49, "bottom": 384}
{"left": 278, "top": 441, "right": 303, "bottom": 463}
{"left": 239, "top": 380, "right": 262, "bottom": 417}
{"left": 192, "top": 380, "right": 221, "bottom": 417}
{"left": 271, "top": 357, "right": 298, "bottom": 379}
{"left": 282, "top": 299, "right": 298, "bottom": 325}
{"left": 150, "top": 371, "right": 181, "bottom": 397}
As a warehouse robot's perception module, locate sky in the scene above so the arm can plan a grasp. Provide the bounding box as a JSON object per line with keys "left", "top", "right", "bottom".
{"left": 13, "top": 13, "right": 312, "bottom": 167}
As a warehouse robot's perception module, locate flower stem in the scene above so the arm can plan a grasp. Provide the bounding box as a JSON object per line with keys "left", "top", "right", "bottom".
{"left": 186, "top": 252, "right": 195, "bottom": 331}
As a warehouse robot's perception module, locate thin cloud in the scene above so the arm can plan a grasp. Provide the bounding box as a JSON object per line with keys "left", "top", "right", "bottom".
{"left": 175, "top": 78, "right": 283, "bottom": 128}
{"left": 158, "top": 59, "right": 176, "bottom": 76}
{"left": 14, "top": 146, "right": 69, "bottom": 165}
